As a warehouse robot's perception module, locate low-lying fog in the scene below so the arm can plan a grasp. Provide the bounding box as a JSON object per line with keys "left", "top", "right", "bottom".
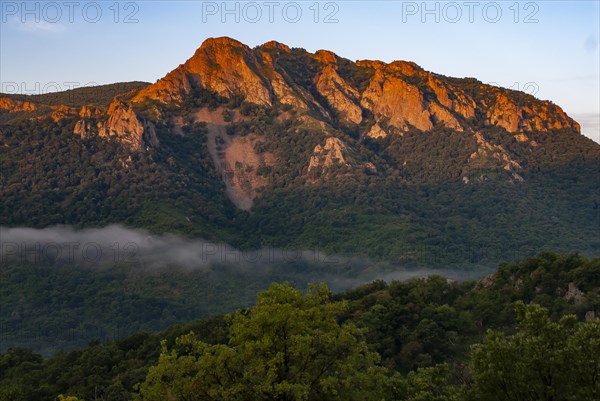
{"left": 0, "top": 225, "right": 491, "bottom": 290}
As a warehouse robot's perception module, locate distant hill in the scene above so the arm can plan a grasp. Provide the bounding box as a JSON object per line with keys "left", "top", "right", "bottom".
{"left": 0, "top": 81, "right": 148, "bottom": 108}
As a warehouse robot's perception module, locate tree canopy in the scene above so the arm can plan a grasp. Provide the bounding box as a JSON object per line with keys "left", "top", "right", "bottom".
{"left": 137, "top": 283, "right": 390, "bottom": 401}
{"left": 470, "top": 301, "right": 600, "bottom": 401}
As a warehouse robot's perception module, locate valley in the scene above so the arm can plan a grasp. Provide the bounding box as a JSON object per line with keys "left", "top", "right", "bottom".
{"left": 1, "top": 36, "right": 599, "bottom": 401}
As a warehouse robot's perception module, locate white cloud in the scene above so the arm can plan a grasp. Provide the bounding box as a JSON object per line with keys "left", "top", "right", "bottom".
{"left": 15, "top": 19, "right": 66, "bottom": 33}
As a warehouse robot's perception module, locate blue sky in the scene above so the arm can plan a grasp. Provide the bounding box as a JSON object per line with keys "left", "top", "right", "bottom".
{"left": 1, "top": 1, "right": 598, "bottom": 142}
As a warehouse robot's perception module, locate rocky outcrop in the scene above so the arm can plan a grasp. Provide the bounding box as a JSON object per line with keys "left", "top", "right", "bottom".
{"left": 356, "top": 61, "right": 467, "bottom": 132}
{"left": 485, "top": 89, "right": 579, "bottom": 133}
{"left": 257, "top": 50, "right": 309, "bottom": 110}
{"left": 261, "top": 40, "right": 291, "bottom": 52}
{"left": 308, "top": 136, "right": 376, "bottom": 176}
{"left": 564, "top": 282, "right": 584, "bottom": 304}
{"left": 427, "top": 76, "right": 476, "bottom": 120}
{"left": 73, "top": 120, "right": 93, "bottom": 138}
{"left": 73, "top": 105, "right": 104, "bottom": 138}
{"left": 469, "top": 131, "right": 522, "bottom": 179}
{"left": 315, "top": 63, "right": 363, "bottom": 125}
{"left": 480, "top": 274, "right": 496, "bottom": 287}
{"left": 78, "top": 105, "right": 102, "bottom": 118}
{"left": 309, "top": 137, "right": 350, "bottom": 172}
{"left": 0, "top": 97, "right": 36, "bottom": 112}
{"left": 430, "top": 102, "right": 462, "bottom": 131}
{"left": 134, "top": 67, "right": 195, "bottom": 104}
{"left": 366, "top": 123, "right": 388, "bottom": 139}
{"left": 357, "top": 63, "right": 469, "bottom": 132}
{"left": 51, "top": 105, "right": 77, "bottom": 122}
{"left": 49, "top": 105, "right": 102, "bottom": 124}
{"left": 514, "top": 133, "right": 538, "bottom": 147}
{"left": 361, "top": 67, "right": 433, "bottom": 131}
{"left": 74, "top": 99, "right": 158, "bottom": 151}
{"left": 486, "top": 93, "right": 522, "bottom": 132}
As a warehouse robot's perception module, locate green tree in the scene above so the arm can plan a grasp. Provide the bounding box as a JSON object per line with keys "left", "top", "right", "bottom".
{"left": 0, "top": 386, "right": 25, "bottom": 401}
{"left": 137, "top": 283, "right": 391, "bottom": 401}
{"left": 470, "top": 301, "right": 600, "bottom": 401}
{"left": 393, "top": 364, "right": 462, "bottom": 401}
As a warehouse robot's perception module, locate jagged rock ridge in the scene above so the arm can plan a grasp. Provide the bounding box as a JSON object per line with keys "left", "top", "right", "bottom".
{"left": 133, "top": 37, "right": 580, "bottom": 137}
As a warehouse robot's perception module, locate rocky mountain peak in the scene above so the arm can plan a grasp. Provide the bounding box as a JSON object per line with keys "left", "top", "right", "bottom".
{"left": 313, "top": 49, "right": 338, "bottom": 64}
{"left": 130, "top": 37, "right": 581, "bottom": 139}
{"left": 198, "top": 36, "right": 248, "bottom": 51}
{"left": 259, "top": 40, "right": 291, "bottom": 52}
{"left": 388, "top": 60, "right": 422, "bottom": 76}
{"left": 133, "top": 36, "right": 271, "bottom": 106}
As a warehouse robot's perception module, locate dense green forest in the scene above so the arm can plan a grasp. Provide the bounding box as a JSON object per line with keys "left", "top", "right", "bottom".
{"left": 1, "top": 93, "right": 599, "bottom": 266}
{"left": 1, "top": 253, "right": 598, "bottom": 400}
{"left": 0, "top": 116, "right": 241, "bottom": 241}
{"left": 0, "top": 251, "right": 392, "bottom": 355}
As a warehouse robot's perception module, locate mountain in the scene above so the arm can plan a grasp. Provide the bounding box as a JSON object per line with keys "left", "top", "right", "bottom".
{"left": 134, "top": 37, "right": 578, "bottom": 134}
{"left": 1, "top": 37, "right": 599, "bottom": 266}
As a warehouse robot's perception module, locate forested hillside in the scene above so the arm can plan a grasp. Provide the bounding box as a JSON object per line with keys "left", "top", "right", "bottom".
{"left": 2, "top": 38, "right": 599, "bottom": 267}
{"left": 1, "top": 96, "right": 598, "bottom": 265}
{"left": 1, "top": 253, "right": 598, "bottom": 401}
